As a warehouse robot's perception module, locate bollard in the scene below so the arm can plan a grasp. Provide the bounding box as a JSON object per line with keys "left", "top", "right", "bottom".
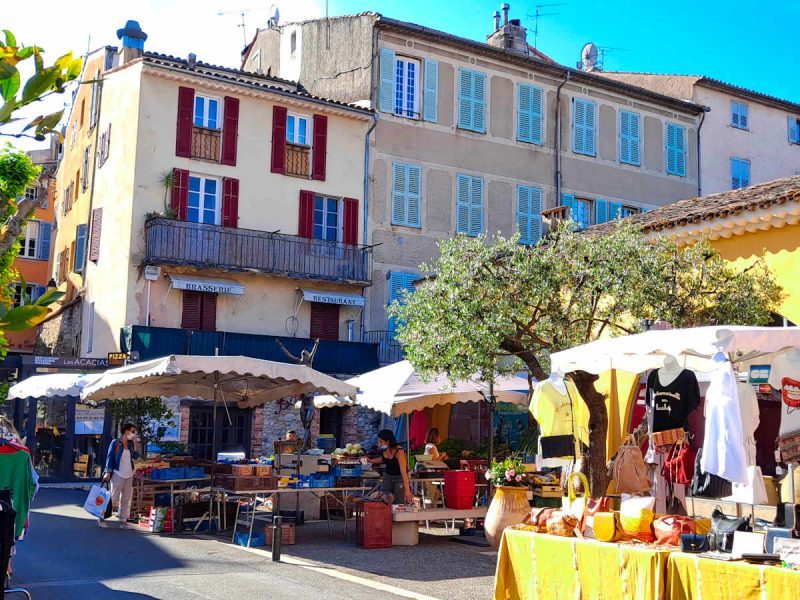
{"left": 271, "top": 515, "right": 283, "bottom": 561}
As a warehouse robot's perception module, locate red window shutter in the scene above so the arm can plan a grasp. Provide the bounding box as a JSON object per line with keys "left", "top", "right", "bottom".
{"left": 89, "top": 207, "right": 103, "bottom": 262}
{"left": 342, "top": 197, "right": 358, "bottom": 245}
{"left": 181, "top": 291, "right": 202, "bottom": 330}
{"left": 311, "top": 114, "right": 328, "bottom": 181}
{"left": 310, "top": 303, "right": 340, "bottom": 340}
{"left": 221, "top": 96, "right": 239, "bottom": 166}
{"left": 200, "top": 292, "right": 217, "bottom": 331}
{"left": 171, "top": 168, "right": 189, "bottom": 220}
{"left": 222, "top": 177, "right": 239, "bottom": 228}
{"left": 271, "top": 106, "right": 287, "bottom": 174}
{"left": 176, "top": 86, "right": 195, "bottom": 158}
{"left": 298, "top": 190, "right": 315, "bottom": 238}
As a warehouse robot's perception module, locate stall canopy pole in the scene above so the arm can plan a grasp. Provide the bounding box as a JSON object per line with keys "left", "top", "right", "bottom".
{"left": 406, "top": 413, "right": 411, "bottom": 467}
{"left": 487, "top": 379, "right": 496, "bottom": 496}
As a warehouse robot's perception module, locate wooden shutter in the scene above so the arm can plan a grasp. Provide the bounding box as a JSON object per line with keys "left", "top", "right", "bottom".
{"left": 171, "top": 168, "right": 189, "bottom": 220}
{"left": 176, "top": 86, "right": 195, "bottom": 157}
{"left": 311, "top": 114, "right": 328, "bottom": 181}
{"left": 222, "top": 177, "right": 239, "bottom": 228}
{"left": 271, "top": 106, "right": 287, "bottom": 174}
{"left": 666, "top": 123, "right": 686, "bottom": 176}
{"left": 89, "top": 208, "right": 103, "bottom": 261}
{"left": 423, "top": 58, "right": 439, "bottom": 123}
{"left": 458, "top": 68, "right": 473, "bottom": 130}
{"left": 298, "top": 190, "right": 315, "bottom": 238}
{"left": 342, "top": 197, "right": 358, "bottom": 245}
{"left": 561, "top": 193, "right": 576, "bottom": 221}
{"left": 310, "top": 302, "right": 340, "bottom": 340}
{"left": 221, "top": 96, "right": 239, "bottom": 166}
{"left": 619, "top": 110, "right": 641, "bottom": 165}
{"left": 181, "top": 291, "right": 202, "bottom": 330}
{"left": 517, "top": 186, "right": 542, "bottom": 245}
{"left": 518, "top": 84, "right": 543, "bottom": 144}
{"left": 609, "top": 201, "right": 623, "bottom": 220}
{"left": 573, "top": 99, "right": 596, "bottom": 156}
{"left": 595, "top": 199, "right": 609, "bottom": 224}
{"left": 200, "top": 292, "right": 217, "bottom": 331}
{"left": 406, "top": 164, "right": 421, "bottom": 227}
{"left": 468, "top": 70, "right": 486, "bottom": 133}
{"left": 456, "top": 174, "right": 470, "bottom": 234}
{"left": 378, "top": 48, "right": 396, "bottom": 113}
{"left": 469, "top": 176, "right": 484, "bottom": 236}
{"left": 36, "top": 222, "right": 52, "bottom": 261}
{"left": 391, "top": 162, "right": 407, "bottom": 226}
{"left": 74, "top": 224, "right": 88, "bottom": 272}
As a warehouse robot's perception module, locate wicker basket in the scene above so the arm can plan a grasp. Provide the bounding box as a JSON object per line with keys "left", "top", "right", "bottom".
{"left": 651, "top": 428, "right": 685, "bottom": 448}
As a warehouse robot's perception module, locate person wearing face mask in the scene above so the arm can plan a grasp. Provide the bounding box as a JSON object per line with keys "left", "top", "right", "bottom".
{"left": 366, "top": 429, "right": 412, "bottom": 504}
{"left": 102, "top": 423, "right": 140, "bottom": 528}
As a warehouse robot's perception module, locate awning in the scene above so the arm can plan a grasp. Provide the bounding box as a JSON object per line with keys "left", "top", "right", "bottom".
{"left": 299, "top": 289, "right": 364, "bottom": 307}
{"left": 169, "top": 274, "right": 244, "bottom": 295}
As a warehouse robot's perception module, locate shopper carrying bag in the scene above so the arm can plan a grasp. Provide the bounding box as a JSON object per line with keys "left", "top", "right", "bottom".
{"left": 83, "top": 483, "right": 112, "bottom": 520}
{"left": 102, "top": 423, "right": 140, "bottom": 528}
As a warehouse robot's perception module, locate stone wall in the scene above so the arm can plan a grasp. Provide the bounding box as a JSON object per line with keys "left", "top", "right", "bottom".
{"left": 261, "top": 398, "right": 320, "bottom": 456}
{"left": 35, "top": 299, "right": 82, "bottom": 356}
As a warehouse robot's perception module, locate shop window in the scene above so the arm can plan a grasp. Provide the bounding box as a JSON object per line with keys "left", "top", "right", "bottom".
{"left": 310, "top": 302, "right": 340, "bottom": 340}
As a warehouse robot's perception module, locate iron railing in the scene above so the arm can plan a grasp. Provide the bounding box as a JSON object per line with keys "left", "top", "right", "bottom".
{"left": 285, "top": 143, "right": 310, "bottom": 177}
{"left": 362, "top": 330, "right": 405, "bottom": 365}
{"left": 191, "top": 126, "right": 221, "bottom": 162}
{"left": 144, "top": 217, "right": 372, "bottom": 285}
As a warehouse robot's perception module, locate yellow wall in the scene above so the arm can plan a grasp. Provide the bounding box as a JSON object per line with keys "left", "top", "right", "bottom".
{"left": 711, "top": 224, "right": 800, "bottom": 324}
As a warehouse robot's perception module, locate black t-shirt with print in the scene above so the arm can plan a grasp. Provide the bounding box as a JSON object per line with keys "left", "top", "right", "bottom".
{"left": 646, "top": 369, "right": 700, "bottom": 432}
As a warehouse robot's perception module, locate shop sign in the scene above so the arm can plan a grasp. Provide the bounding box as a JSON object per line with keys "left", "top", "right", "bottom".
{"left": 75, "top": 405, "right": 106, "bottom": 435}
{"left": 170, "top": 275, "right": 244, "bottom": 295}
{"left": 300, "top": 289, "right": 365, "bottom": 307}
{"left": 25, "top": 356, "right": 110, "bottom": 370}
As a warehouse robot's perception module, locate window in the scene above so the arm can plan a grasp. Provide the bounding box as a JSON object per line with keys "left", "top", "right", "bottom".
{"left": 74, "top": 223, "right": 88, "bottom": 273}
{"left": 181, "top": 291, "right": 217, "bottom": 331}
{"left": 619, "top": 206, "right": 640, "bottom": 218}
{"left": 286, "top": 113, "right": 309, "bottom": 145}
{"left": 516, "top": 185, "right": 542, "bottom": 245}
{"left": 187, "top": 175, "right": 220, "bottom": 225}
{"left": 24, "top": 187, "right": 39, "bottom": 202}
{"left": 251, "top": 50, "right": 261, "bottom": 72}
{"left": 290, "top": 31, "right": 297, "bottom": 54}
{"left": 81, "top": 145, "right": 91, "bottom": 192}
{"left": 388, "top": 271, "right": 418, "bottom": 333}
{"left": 456, "top": 174, "right": 484, "bottom": 236}
{"left": 74, "top": 170, "right": 80, "bottom": 201}
{"left": 457, "top": 68, "right": 486, "bottom": 133}
{"left": 193, "top": 95, "right": 220, "bottom": 129}
{"left": 89, "top": 70, "right": 100, "bottom": 129}
{"left": 573, "top": 98, "right": 596, "bottom": 156}
{"left": 394, "top": 56, "right": 420, "bottom": 118}
{"left": 18, "top": 221, "right": 39, "bottom": 258}
{"left": 731, "top": 101, "right": 748, "bottom": 129}
{"left": 517, "top": 84, "right": 543, "bottom": 145}
{"left": 789, "top": 116, "right": 800, "bottom": 145}
{"left": 11, "top": 283, "right": 35, "bottom": 308}
{"left": 665, "top": 123, "right": 686, "bottom": 176}
{"left": 561, "top": 194, "right": 592, "bottom": 230}
{"left": 313, "top": 195, "right": 340, "bottom": 241}
{"left": 731, "top": 157, "right": 751, "bottom": 189}
{"left": 98, "top": 124, "right": 111, "bottom": 167}
{"left": 79, "top": 98, "right": 85, "bottom": 128}
{"left": 391, "top": 162, "right": 422, "bottom": 227}
{"left": 619, "top": 110, "right": 641, "bottom": 165}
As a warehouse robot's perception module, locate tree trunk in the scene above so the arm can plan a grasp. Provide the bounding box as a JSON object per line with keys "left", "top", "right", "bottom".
{"left": 570, "top": 370, "right": 609, "bottom": 497}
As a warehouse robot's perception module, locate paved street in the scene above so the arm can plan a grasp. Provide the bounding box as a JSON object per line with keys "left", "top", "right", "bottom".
{"left": 10, "top": 489, "right": 496, "bottom": 599}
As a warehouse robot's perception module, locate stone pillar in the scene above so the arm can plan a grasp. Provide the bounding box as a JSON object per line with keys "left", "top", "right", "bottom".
{"left": 179, "top": 403, "right": 190, "bottom": 446}
{"left": 251, "top": 406, "right": 264, "bottom": 457}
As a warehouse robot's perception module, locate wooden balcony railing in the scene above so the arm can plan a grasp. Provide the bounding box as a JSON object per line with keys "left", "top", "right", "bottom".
{"left": 285, "top": 143, "right": 310, "bottom": 177}
{"left": 191, "top": 126, "right": 221, "bottom": 162}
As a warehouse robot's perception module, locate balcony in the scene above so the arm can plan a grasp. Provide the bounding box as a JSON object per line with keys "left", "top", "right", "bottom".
{"left": 285, "top": 143, "right": 310, "bottom": 177}
{"left": 121, "top": 325, "right": 379, "bottom": 375}
{"left": 145, "top": 217, "right": 373, "bottom": 285}
{"left": 362, "top": 330, "right": 405, "bottom": 365}
{"left": 191, "top": 126, "right": 221, "bottom": 162}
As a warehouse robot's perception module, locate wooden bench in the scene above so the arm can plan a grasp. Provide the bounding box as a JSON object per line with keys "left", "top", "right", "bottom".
{"left": 391, "top": 507, "right": 488, "bottom": 545}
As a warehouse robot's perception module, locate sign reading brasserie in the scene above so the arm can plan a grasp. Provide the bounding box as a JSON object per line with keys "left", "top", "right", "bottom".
{"left": 170, "top": 275, "right": 244, "bottom": 295}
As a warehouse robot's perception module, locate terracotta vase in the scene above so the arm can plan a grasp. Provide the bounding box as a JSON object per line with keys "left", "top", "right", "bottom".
{"left": 484, "top": 485, "right": 530, "bottom": 550}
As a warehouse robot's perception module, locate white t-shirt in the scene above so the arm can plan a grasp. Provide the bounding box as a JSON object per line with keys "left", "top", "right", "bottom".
{"left": 768, "top": 353, "right": 800, "bottom": 436}
{"left": 114, "top": 448, "right": 134, "bottom": 479}
{"left": 424, "top": 443, "right": 438, "bottom": 457}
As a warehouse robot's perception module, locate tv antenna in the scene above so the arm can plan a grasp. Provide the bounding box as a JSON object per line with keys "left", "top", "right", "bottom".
{"left": 217, "top": 7, "right": 270, "bottom": 47}
{"left": 597, "top": 46, "right": 628, "bottom": 71}
{"left": 528, "top": 3, "right": 566, "bottom": 50}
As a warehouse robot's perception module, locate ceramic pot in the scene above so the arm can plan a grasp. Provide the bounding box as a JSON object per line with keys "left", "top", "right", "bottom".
{"left": 484, "top": 485, "right": 530, "bottom": 549}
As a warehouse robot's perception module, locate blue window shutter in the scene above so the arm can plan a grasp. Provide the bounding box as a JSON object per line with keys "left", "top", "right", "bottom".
{"left": 388, "top": 272, "right": 417, "bottom": 332}
{"left": 666, "top": 123, "right": 686, "bottom": 176}
{"left": 472, "top": 71, "right": 486, "bottom": 133}
{"left": 456, "top": 174, "right": 471, "bottom": 233}
{"left": 423, "top": 59, "right": 438, "bottom": 123}
{"left": 517, "top": 84, "right": 531, "bottom": 142}
{"left": 572, "top": 100, "right": 584, "bottom": 153}
{"left": 32, "top": 285, "right": 46, "bottom": 302}
{"left": 407, "top": 164, "right": 422, "bottom": 227}
{"left": 675, "top": 124, "right": 686, "bottom": 176}
{"left": 391, "top": 162, "right": 407, "bottom": 225}
{"left": 531, "top": 86, "right": 543, "bottom": 144}
{"left": 595, "top": 199, "right": 609, "bottom": 224}
{"left": 629, "top": 111, "right": 640, "bottom": 165}
{"left": 36, "top": 222, "right": 52, "bottom": 261}
{"left": 610, "top": 201, "right": 622, "bottom": 220}
{"left": 620, "top": 110, "right": 640, "bottom": 165}
{"left": 585, "top": 100, "right": 596, "bottom": 156}
{"left": 458, "top": 68, "right": 473, "bottom": 130}
{"left": 561, "top": 193, "right": 576, "bottom": 221}
{"left": 789, "top": 116, "right": 800, "bottom": 144}
{"left": 517, "top": 185, "right": 542, "bottom": 244}
{"left": 378, "top": 48, "right": 396, "bottom": 113}
{"left": 74, "top": 224, "right": 88, "bottom": 272}
{"left": 469, "top": 176, "right": 484, "bottom": 236}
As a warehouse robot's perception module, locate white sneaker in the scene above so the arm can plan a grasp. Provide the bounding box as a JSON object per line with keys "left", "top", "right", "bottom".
{"left": 98, "top": 520, "right": 107, "bottom": 528}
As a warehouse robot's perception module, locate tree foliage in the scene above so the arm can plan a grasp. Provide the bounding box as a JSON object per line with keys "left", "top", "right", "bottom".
{"left": 109, "top": 397, "right": 176, "bottom": 457}
{"left": 391, "top": 223, "right": 783, "bottom": 494}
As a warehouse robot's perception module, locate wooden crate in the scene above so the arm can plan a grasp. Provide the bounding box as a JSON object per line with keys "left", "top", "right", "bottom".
{"left": 254, "top": 465, "right": 272, "bottom": 476}
{"left": 231, "top": 464, "right": 255, "bottom": 477}
{"left": 265, "top": 523, "right": 296, "bottom": 545}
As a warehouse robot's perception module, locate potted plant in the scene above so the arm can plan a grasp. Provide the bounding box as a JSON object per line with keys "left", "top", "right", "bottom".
{"left": 484, "top": 455, "right": 530, "bottom": 549}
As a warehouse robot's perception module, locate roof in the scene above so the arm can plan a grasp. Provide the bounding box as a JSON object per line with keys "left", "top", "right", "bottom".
{"left": 605, "top": 72, "right": 800, "bottom": 114}
{"left": 108, "top": 51, "right": 374, "bottom": 115}
{"left": 587, "top": 176, "right": 800, "bottom": 237}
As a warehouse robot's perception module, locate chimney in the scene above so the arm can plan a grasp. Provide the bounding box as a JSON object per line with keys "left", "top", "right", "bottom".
{"left": 116, "top": 20, "right": 147, "bottom": 64}
{"left": 487, "top": 4, "right": 529, "bottom": 56}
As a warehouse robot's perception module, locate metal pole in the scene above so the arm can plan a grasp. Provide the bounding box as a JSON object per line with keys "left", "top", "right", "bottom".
{"left": 271, "top": 514, "right": 283, "bottom": 561}
{"left": 487, "top": 380, "right": 495, "bottom": 497}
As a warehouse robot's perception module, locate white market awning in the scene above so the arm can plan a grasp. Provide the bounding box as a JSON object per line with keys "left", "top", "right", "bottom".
{"left": 8, "top": 373, "right": 103, "bottom": 400}
{"left": 299, "top": 289, "right": 364, "bottom": 307}
{"left": 169, "top": 274, "right": 244, "bottom": 295}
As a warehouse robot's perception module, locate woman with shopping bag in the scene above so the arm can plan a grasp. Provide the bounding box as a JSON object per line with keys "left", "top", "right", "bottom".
{"left": 101, "top": 423, "right": 139, "bottom": 528}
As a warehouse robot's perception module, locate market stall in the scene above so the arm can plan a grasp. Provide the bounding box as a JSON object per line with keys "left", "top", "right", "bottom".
{"left": 493, "top": 326, "right": 800, "bottom": 600}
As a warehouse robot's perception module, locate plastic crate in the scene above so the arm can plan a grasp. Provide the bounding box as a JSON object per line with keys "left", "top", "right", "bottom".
{"left": 311, "top": 474, "right": 334, "bottom": 488}
{"left": 355, "top": 500, "right": 392, "bottom": 549}
{"left": 266, "top": 523, "right": 296, "bottom": 545}
{"left": 444, "top": 470, "right": 476, "bottom": 509}
{"left": 336, "top": 465, "right": 362, "bottom": 478}
{"left": 235, "top": 531, "right": 266, "bottom": 547}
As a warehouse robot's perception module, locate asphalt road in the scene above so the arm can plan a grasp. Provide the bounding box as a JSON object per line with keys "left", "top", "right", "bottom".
{"left": 9, "top": 488, "right": 496, "bottom": 599}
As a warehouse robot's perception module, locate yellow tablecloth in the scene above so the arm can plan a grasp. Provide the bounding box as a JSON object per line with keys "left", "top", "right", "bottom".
{"left": 667, "top": 552, "right": 800, "bottom": 600}
{"left": 494, "top": 528, "right": 673, "bottom": 600}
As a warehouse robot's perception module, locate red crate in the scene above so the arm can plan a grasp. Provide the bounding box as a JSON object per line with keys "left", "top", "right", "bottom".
{"left": 444, "top": 470, "right": 476, "bottom": 509}
{"left": 355, "top": 500, "right": 392, "bottom": 549}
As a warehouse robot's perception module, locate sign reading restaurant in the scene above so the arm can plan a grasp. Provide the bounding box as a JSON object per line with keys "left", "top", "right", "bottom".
{"left": 300, "top": 289, "right": 365, "bottom": 307}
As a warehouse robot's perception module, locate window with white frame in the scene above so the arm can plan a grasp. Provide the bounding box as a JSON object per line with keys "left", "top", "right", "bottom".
{"left": 731, "top": 157, "right": 750, "bottom": 189}
{"left": 24, "top": 187, "right": 39, "bottom": 202}
{"left": 187, "top": 175, "right": 220, "bottom": 225}
{"left": 18, "top": 221, "right": 39, "bottom": 258}
{"left": 313, "top": 195, "right": 341, "bottom": 242}
{"left": 11, "top": 283, "right": 35, "bottom": 307}
{"left": 193, "top": 95, "right": 220, "bottom": 129}
{"left": 731, "top": 101, "right": 748, "bottom": 129}
{"left": 286, "top": 113, "right": 310, "bottom": 145}
{"left": 394, "top": 56, "right": 420, "bottom": 118}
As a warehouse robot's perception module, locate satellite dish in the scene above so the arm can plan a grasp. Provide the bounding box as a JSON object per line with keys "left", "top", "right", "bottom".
{"left": 580, "top": 42, "right": 599, "bottom": 71}
{"left": 269, "top": 4, "right": 280, "bottom": 28}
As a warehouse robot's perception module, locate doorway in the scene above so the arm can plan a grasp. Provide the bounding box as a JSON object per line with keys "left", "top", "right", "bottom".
{"left": 188, "top": 405, "right": 252, "bottom": 460}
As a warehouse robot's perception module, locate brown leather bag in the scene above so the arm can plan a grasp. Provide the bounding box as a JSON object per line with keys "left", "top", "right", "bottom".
{"left": 528, "top": 508, "right": 555, "bottom": 533}
{"left": 579, "top": 497, "right": 612, "bottom": 538}
{"left": 653, "top": 515, "right": 696, "bottom": 546}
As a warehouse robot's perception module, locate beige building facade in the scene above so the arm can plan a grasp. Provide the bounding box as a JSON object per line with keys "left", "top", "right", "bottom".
{"left": 244, "top": 9, "right": 704, "bottom": 342}
{"left": 600, "top": 73, "right": 800, "bottom": 195}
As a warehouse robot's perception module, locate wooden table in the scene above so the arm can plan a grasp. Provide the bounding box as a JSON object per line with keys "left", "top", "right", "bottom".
{"left": 392, "top": 507, "right": 488, "bottom": 545}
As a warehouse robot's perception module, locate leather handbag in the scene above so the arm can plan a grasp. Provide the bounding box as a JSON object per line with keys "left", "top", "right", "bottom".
{"left": 778, "top": 432, "right": 800, "bottom": 464}
{"left": 594, "top": 512, "right": 624, "bottom": 543}
{"left": 653, "top": 515, "right": 696, "bottom": 546}
{"left": 680, "top": 533, "right": 709, "bottom": 553}
{"left": 710, "top": 506, "right": 751, "bottom": 552}
{"left": 546, "top": 511, "right": 578, "bottom": 537}
{"left": 540, "top": 435, "right": 574, "bottom": 459}
{"left": 652, "top": 427, "right": 685, "bottom": 449}
{"left": 608, "top": 435, "right": 651, "bottom": 495}
{"left": 662, "top": 440, "right": 696, "bottom": 485}
{"left": 528, "top": 508, "right": 555, "bottom": 533}
{"left": 579, "top": 497, "right": 612, "bottom": 538}
{"left": 691, "top": 448, "right": 732, "bottom": 498}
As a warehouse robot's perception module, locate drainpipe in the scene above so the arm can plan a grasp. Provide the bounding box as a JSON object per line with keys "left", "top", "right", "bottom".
{"left": 554, "top": 73, "right": 570, "bottom": 203}
{"left": 362, "top": 113, "right": 378, "bottom": 246}
{"left": 696, "top": 107, "right": 709, "bottom": 196}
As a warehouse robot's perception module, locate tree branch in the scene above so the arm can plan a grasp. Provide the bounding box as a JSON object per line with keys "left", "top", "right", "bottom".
{"left": 0, "top": 194, "right": 48, "bottom": 255}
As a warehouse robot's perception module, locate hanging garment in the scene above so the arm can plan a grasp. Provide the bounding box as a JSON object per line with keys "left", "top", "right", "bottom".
{"left": 754, "top": 395, "right": 781, "bottom": 476}
{"left": 724, "top": 383, "right": 767, "bottom": 504}
{"left": 0, "top": 495, "right": 17, "bottom": 590}
{"left": 393, "top": 414, "right": 408, "bottom": 445}
{"left": 646, "top": 369, "right": 700, "bottom": 433}
{"left": 768, "top": 353, "right": 800, "bottom": 436}
{"left": 408, "top": 410, "right": 428, "bottom": 450}
{"left": 700, "top": 360, "right": 748, "bottom": 485}
{"left": 531, "top": 379, "right": 580, "bottom": 458}
{"left": 0, "top": 450, "right": 37, "bottom": 537}
{"left": 426, "top": 404, "right": 451, "bottom": 441}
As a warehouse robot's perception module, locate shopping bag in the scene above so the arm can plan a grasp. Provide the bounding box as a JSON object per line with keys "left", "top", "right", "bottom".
{"left": 83, "top": 484, "right": 112, "bottom": 519}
